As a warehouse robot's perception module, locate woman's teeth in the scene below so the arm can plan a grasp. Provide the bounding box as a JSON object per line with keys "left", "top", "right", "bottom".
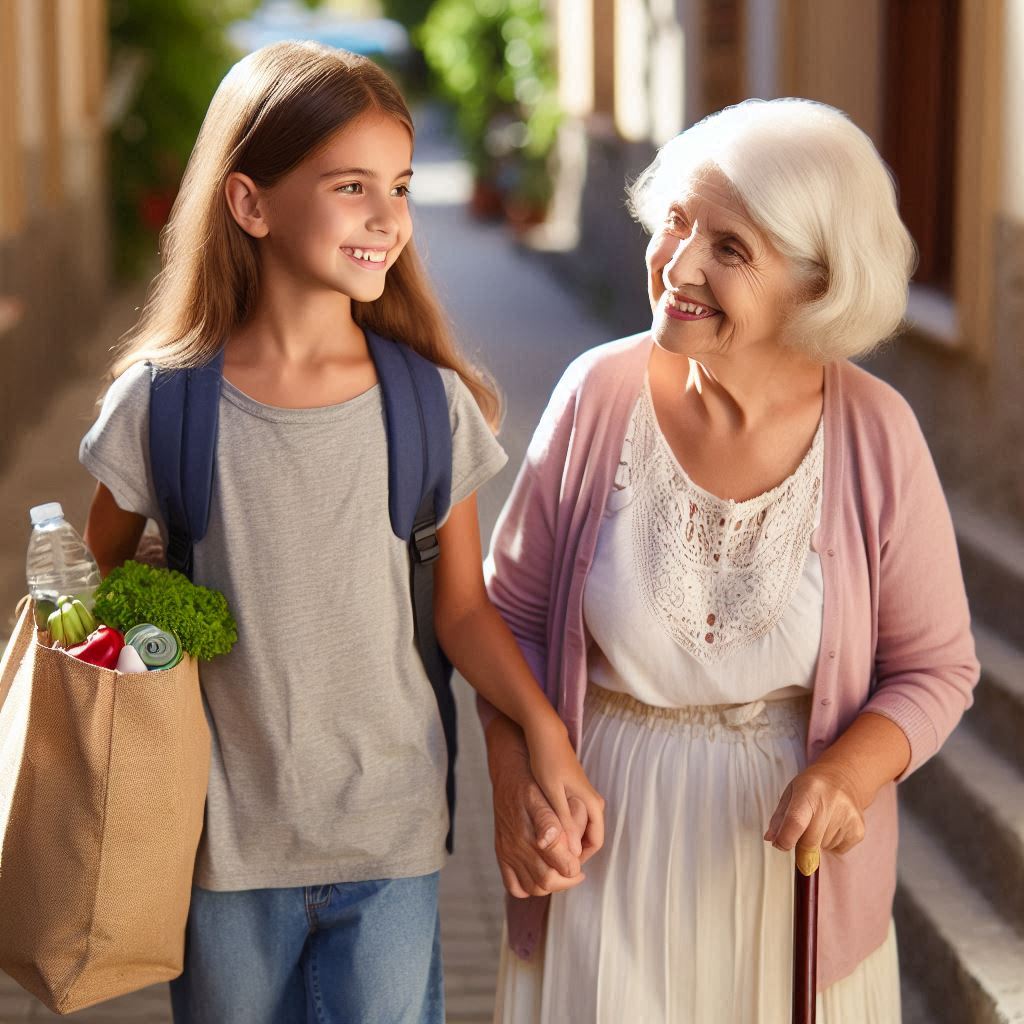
{"left": 666, "top": 295, "right": 714, "bottom": 316}
{"left": 343, "top": 248, "right": 387, "bottom": 263}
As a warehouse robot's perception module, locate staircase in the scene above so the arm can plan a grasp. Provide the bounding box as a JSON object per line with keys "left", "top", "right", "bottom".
{"left": 896, "top": 495, "right": 1024, "bottom": 1023}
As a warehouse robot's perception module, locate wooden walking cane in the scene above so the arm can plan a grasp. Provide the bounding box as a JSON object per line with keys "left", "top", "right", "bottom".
{"left": 793, "top": 847, "right": 820, "bottom": 1024}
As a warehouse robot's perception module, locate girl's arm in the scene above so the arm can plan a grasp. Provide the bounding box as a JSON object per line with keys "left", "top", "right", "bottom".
{"left": 435, "top": 492, "right": 605, "bottom": 852}
{"left": 83, "top": 483, "right": 147, "bottom": 577}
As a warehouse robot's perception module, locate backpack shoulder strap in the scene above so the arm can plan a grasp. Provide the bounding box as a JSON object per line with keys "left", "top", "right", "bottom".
{"left": 365, "top": 330, "right": 452, "bottom": 540}
{"left": 366, "top": 330, "right": 457, "bottom": 852}
{"left": 148, "top": 348, "right": 225, "bottom": 580}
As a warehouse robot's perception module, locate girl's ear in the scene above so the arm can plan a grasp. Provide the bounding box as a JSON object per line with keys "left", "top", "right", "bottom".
{"left": 225, "top": 172, "right": 269, "bottom": 238}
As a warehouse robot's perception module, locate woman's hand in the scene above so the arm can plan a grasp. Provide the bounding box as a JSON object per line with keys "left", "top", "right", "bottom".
{"left": 764, "top": 763, "right": 865, "bottom": 857}
{"left": 524, "top": 715, "right": 606, "bottom": 862}
{"left": 764, "top": 711, "right": 912, "bottom": 860}
{"left": 487, "top": 715, "right": 600, "bottom": 898}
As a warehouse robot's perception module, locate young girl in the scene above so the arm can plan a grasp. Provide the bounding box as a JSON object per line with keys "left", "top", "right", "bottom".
{"left": 79, "top": 42, "right": 602, "bottom": 1024}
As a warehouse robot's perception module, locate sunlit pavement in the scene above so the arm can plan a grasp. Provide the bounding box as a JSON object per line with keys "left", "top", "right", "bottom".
{"left": 0, "top": 107, "right": 611, "bottom": 1023}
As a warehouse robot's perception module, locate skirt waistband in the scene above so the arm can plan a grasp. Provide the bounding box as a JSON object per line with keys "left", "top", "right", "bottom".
{"left": 584, "top": 682, "right": 811, "bottom": 735}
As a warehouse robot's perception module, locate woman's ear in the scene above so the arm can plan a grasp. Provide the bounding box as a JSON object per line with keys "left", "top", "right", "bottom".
{"left": 225, "top": 172, "right": 269, "bottom": 238}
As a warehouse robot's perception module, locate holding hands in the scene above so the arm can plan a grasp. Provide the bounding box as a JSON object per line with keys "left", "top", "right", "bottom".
{"left": 487, "top": 715, "right": 604, "bottom": 898}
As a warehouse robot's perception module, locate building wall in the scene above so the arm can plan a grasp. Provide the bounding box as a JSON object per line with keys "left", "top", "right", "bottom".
{"left": 0, "top": 0, "right": 109, "bottom": 471}
{"left": 1004, "top": 0, "right": 1024, "bottom": 220}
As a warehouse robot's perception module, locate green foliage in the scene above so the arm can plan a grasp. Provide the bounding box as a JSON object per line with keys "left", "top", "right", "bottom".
{"left": 107, "top": 0, "right": 286, "bottom": 276}
{"left": 418, "top": 0, "right": 560, "bottom": 189}
{"left": 94, "top": 561, "right": 238, "bottom": 661}
{"left": 379, "top": 0, "right": 435, "bottom": 32}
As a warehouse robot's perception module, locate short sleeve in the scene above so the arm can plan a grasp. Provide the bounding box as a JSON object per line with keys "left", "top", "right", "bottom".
{"left": 440, "top": 368, "right": 508, "bottom": 518}
{"left": 79, "top": 362, "right": 162, "bottom": 524}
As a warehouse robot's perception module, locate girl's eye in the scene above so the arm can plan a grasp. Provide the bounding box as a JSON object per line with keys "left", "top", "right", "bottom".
{"left": 392, "top": 184, "right": 412, "bottom": 198}
{"left": 336, "top": 183, "right": 362, "bottom": 194}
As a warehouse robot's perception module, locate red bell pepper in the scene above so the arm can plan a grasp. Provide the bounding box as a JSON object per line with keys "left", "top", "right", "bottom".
{"left": 66, "top": 626, "right": 125, "bottom": 669}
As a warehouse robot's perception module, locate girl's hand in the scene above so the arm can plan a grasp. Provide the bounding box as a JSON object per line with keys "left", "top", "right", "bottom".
{"left": 524, "top": 717, "right": 605, "bottom": 861}
{"left": 763, "top": 763, "right": 866, "bottom": 858}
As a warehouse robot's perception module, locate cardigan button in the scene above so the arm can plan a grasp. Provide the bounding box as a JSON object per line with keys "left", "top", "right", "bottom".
{"left": 827, "top": 549, "right": 835, "bottom": 557}
{"left": 828, "top": 651, "right": 836, "bottom": 659}
{"left": 820, "top": 698, "right": 832, "bottom": 706}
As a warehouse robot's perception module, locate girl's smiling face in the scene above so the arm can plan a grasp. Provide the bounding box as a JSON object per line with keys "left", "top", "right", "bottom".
{"left": 246, "top": 112, "right": 415, "bottom": 303}
{"left": 647, "top": 166, "right": 805, "bottom": 360}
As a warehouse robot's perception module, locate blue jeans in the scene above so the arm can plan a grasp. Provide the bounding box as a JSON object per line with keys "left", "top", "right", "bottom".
{"left": 169, "top": 873, "right": 443, "bottom": 1024}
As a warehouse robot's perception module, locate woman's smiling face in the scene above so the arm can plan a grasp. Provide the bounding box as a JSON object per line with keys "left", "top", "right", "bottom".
{"left": 646, "top": 166, "right": 804, "bottom": 360}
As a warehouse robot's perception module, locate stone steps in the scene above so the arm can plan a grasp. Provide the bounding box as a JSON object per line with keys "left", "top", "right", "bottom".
{"left": 950, "top": 493, "right": 1024, "bottom": 652}
{"left": 972, "top": 624, "right": 1024, "bottom": 774}
{"left": 895, "top": 810, "right": 1024, "bottom": 1024}
{"left": 901, "top": 717, "right": 1024, "bottom": 936}
{"left": 895, "top": 496, "right": 1024, "bottom": 1021}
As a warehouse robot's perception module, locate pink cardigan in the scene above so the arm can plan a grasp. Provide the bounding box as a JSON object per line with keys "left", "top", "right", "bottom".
{"left": 482, "top": 333, "right": 979, "bottom": 989}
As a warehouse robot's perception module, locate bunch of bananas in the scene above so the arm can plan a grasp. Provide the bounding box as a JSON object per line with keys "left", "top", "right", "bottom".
{"left": 47, "top": 596, "right": 99, "bottom": 648}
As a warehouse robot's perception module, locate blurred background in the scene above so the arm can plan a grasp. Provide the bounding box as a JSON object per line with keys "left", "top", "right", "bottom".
{"left": 1, "top": 1, "right": 1022, "bottom": 1021}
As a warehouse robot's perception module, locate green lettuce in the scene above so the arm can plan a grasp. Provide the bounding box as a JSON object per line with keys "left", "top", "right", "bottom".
{"left": 93, "top": 560, "right": 237, "bottom": 661}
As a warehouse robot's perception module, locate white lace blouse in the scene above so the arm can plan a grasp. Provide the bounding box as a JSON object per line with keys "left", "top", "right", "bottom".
{"left": 583, "top": 379, "right": 825, "bottom": 707}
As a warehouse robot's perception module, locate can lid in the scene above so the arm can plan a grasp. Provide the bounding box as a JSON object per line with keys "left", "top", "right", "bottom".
{"left": 29, "top": 502, "right": 64, "bottom": 525}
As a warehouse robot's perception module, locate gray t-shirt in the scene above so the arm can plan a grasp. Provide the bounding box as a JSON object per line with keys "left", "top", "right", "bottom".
{"left": 80, "top": 359, "right": 507, "bottom": 890}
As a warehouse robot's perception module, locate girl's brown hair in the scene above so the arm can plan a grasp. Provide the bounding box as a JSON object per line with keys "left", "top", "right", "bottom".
{"left": 110, "top": 41, "right": 501, "bottom": 427}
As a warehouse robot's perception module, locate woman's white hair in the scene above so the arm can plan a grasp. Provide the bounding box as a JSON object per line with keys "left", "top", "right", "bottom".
{"left": 627, "top": 98, "right": 917, "bottom": 361}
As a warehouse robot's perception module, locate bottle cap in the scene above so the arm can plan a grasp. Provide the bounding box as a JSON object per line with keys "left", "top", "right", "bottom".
{"left": 29, "top": 502, "right": 64, "bottom": 526}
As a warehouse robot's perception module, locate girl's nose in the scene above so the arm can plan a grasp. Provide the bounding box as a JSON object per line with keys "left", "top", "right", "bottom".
{"left": 366, "top": 197, "right": 400, "bottom": 236}
{"left": 662, "top": 234, "right": 707, "bottom": 291}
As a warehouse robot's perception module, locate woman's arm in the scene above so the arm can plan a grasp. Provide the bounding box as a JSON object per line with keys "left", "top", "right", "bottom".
{"left": 766, "top": 395, "right": 978, "bottom": 858}
{"left": 84, "top": 483, "right": 146, "bottom": 577}
{"left": 862, "top": 406, "right": 979, "bottom": 775}
{"left": 435, "top": 493, "right": 604, "bottom": 854}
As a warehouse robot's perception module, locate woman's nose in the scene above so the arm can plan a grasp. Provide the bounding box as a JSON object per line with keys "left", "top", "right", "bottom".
{"left": 662, "top": 234, "right": 707, "bottom": 291}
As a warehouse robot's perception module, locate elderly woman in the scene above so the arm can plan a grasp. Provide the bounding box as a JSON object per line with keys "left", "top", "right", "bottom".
{"left": 480, "top": 98, "right": 979, "bottom": 1022}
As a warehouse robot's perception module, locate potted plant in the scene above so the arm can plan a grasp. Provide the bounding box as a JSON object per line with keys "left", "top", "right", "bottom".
{"left": 419, "top": 0, "right": 560, "bottom": 223}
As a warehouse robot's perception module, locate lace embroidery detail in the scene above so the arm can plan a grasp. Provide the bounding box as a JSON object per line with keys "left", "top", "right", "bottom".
{"left": 624, "top": 385, "right": 823, "bottom": 664}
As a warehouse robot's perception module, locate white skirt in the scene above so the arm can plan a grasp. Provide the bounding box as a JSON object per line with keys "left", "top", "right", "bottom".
{"left": 494, "top": 685, "right": 902, "bottom": 1024}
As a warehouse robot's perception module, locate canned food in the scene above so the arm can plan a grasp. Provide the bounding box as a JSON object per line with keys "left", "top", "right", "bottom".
{"left": 124, "top": 623, "right": 183, "bottom": 670}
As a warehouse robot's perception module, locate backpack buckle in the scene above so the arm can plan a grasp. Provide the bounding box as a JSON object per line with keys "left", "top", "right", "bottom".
{"left": 412, "top": 522, "right": 440, "bottom": 564}
{"left": 164, "top": 532, "right": 192, "bottom": 581}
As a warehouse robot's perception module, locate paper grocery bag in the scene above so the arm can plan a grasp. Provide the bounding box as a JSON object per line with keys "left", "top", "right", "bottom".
{"left": 0, "top": 599, "right": 210, "bottom": 1014}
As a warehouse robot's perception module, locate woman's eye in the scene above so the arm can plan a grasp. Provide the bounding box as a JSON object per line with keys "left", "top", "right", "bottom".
{"left": 335, "top": 183, "right": 362, "bottom": 194}
{"left": 719, "top": 245, "right": 744, "bottom": 261}
{"left": 392, "top": 184, "right": 412, "bottom": 198}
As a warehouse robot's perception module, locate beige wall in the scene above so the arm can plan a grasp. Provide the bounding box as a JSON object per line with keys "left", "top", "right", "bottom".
{"left": 557, "top": 0, "right": 595, "bottom": 117}
{"left": 783, "top": 0, "right": 883, "bottom": 139}
{"left": 15, "top": 0, "right": 44, "bottom": 151}
{"left": 0, "top": 0, "right": 110, "bottom": 467}
{"left": 1004, "top": 0, "right": 1024, "bottom": 220}
{"left": 0, "top": 1, "right": 24, "bottom": 239}
{"left": 746, "top": 0, "right": 780, "bottom": 98}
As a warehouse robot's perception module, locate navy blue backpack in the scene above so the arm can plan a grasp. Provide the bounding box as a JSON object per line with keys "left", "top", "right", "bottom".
{"left": 148, "top": 331, "right": 459, "bottom": 851}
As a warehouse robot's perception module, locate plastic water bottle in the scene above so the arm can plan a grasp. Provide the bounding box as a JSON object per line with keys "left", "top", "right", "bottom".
{"left": 25, "top": 502, "right": 102, "bottom": 611}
